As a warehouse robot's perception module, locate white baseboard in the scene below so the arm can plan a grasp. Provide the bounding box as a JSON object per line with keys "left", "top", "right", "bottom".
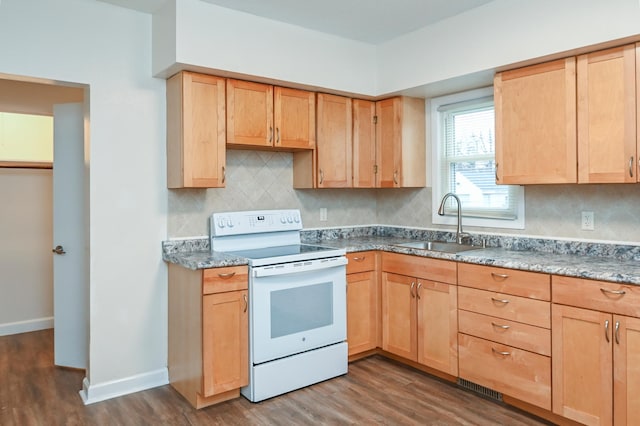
{"left": 0, "top": 317, "right": 53, "bottom": 336}
{"left": 79, "top": 368, "right": 169, "bottom": 405}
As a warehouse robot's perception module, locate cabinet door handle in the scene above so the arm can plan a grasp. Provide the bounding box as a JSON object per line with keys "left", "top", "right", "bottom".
{"left": 491, "top": 322, "right": 510, "bottom": 330}
{"left": 319, "top": 169, "right": 324, "bottom": 185}
{"left": 221, "top": 166, "right": 226, "bottom": 184}
{"left": 269, "top": 126, "right": 273, "bottom": 143}
{"left": 491, "top": 297, "right": 509, "bottom": 305}
{"left": 416, "top": 282, "right": 422, "bottom": 300}
{"left": 491, "top": 272, "right": 509, "bottom": 280}
{"left": 352, "top": 256, "right": 366, "bottom": 262}
{"left": 393, "top": 170, "right": 399, "bottom": 185}
{"left": 243, "top": 294, "right": 248, "bottom": 313}
{"left": 410, "top": 282, "right": 416, "bottom": 298}
{"left": 217, "top": 272, "right": 236, "bottom": 279}
{"left": 495, "top": 163, "right": 499, "bottom": 182}
{"left": 491, "top": 348, "right": 510, "bottom": 356}
{"left": 276, "top": 127, "right": 280, "bottom": 144}
{"left": 629, "top": 156, "right": 634, "bottom": 178}
{"left": 605, "top": 319, "right": 610, "bottom": 343}
{"left": 615, "top": 320, "right": 620, "bottom": 345}
{"left": 600, "top": 288, "right": 626, "bottom": 297}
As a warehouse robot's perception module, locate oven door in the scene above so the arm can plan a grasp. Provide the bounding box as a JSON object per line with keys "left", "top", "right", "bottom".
{"left": 250, "top": 256, "right": 347, "bottom": 365}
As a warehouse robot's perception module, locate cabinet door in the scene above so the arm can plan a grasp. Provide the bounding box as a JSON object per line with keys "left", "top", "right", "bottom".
{"left": 352, "top": 99, "right": 376, "bottom": 188}
{"left": 552, "top": 304, "right": 612, "bottom": 425}
{"left": 495, "top": 58, "right": 577, "bottom": 184}
{"left": 347, "top": 270, "right": 378, "bottom": 356}
{"left": 167, "top": 72, "right": 226, "bottom": 188}
{"left": 226, "top": 79, "right": 273, "bottom": 147}
{"left": 578, "top": 45, "right": 636, "bottom": 183}
{"left": 381, "top": 272, "right": 416, "bottom": 360}
{"left": 274, "top": 87, "right": 315, "bottom": 149}
{"left": 316, "top": 93, "right": 352, "bottom": 188}
{"left": 375, "top": 98, "right": 401, "bottom": 187}
{"left": 416, "top": 280, "right": 458, "bottom": 375}
{"left": 202, "top": 290, "right": 248, "bottom": 397}
{"left": 613, "top": 315, "right": 640, "bottom": 426}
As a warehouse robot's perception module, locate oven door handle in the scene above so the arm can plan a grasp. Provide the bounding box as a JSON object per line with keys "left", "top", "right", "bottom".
{"left": 252, "top": 256, "right": 348, "bottom": 278}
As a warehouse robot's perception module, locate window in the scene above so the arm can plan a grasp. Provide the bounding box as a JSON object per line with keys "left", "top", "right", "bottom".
{"left": 431, "top": 87, "right": 524, "bottom": 229}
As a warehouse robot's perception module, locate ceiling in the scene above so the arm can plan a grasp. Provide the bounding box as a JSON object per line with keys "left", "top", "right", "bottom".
{"left": 99, "top": 0, "right": 495, "bottom": 43}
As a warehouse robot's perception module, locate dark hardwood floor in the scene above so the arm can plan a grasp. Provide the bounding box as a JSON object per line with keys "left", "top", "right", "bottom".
{"left": 0, "top": 330, "right": 550, "bottom": 425}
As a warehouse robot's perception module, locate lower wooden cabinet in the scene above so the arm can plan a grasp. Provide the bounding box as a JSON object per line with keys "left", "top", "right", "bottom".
{"left": 552, "top": 276, "right": 640, "bottom": 425}
{"left": 168, "top": 264, "right": 248, "bottom": 408}
{"left": 346, "top": 252, "right": 379, "bottom": 357}
{"left": 381, "top": 253, "right": 458, "bottom": 376}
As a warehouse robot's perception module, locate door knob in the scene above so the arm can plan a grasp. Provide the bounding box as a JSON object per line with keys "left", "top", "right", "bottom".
{"left": 52, "top": 245, "right": 66, "bottom": 255}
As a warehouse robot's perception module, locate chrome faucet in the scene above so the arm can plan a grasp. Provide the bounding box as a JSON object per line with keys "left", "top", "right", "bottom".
{"left": 437, "top": 193, "right": 469, "bottom": 244}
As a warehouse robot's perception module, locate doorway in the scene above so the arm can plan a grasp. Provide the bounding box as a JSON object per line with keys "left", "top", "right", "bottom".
{"left": 0, "top": 75, "right": 88, "bottom": 370}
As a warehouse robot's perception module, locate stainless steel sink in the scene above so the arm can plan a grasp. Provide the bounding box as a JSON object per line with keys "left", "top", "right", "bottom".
{"left": 393, "top": 240, "right": 481, "bottom": 253}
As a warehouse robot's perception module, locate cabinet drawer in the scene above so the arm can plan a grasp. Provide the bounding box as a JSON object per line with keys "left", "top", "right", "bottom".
{"left": 458, "top": 310, "right": 550, "bottom": 356}
{"left": 458, "top": 263, "right": 550, "bottom": 300}
{"left": 458, "top": 286, "right": 550, "bottom": 328}
{"left": 347, "top": 251, "right": 376, "bottom": 274}
{"left": 458, "top": 333, "right": 551, "bottom": 410}
{"left": 552, "top": 275, "right": 640, "bottom": 317}
{"left": 203, "top": 266, "right": 248, "bottom": 294}
{"left": 382, "top": 252, "right": 456, "bottom": 284}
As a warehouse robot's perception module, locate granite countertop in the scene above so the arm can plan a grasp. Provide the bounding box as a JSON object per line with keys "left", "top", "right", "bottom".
{"left": 163, "top": 229, "right": 640, "bottom": 285}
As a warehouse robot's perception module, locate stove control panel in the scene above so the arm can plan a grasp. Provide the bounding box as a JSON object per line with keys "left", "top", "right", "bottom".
{"left": 210, "top": 209, "right": 302, "bottom": 236}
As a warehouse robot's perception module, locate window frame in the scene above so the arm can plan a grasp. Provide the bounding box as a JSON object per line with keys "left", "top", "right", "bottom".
{"left": 430, "top": 87, "right": 525, "bottom": 230}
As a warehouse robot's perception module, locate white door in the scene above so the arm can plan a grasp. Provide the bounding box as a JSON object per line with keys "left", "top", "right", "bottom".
{"left": 53, "top": 103, "right": 87, "bottom": 369}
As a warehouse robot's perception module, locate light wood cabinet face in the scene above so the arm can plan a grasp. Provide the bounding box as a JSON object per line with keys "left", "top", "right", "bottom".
{"left": 381, "top": 272, "right": 417, "bottom": 360}
{"left": 578, "top": 44, "right": 637, "bottom": 183}
{"left": 167, "top": 72, "right": 226, "bottom": 188}
{"left": 614, "top": 315, "right": 640, "bottom": 426}
{"left": 416, "top": 280, "right": 458, "bottom": 376}
{"left": 347, "top": 270, "right": 378, "bottom": 356}
{"left": 274, "top": 87, "right": 315, "bottom": 149}
{"left": 495, "top": 58, "right": 577, "bottom": 184}
{"left": 226, "top": 79, "right": 273, "bottom": 147}
{"left": 316, "top": 93, "right": 353, "bottom": 188}
{"left": 552, "top": 304, "right": 612, "bottom": 425}
{"left": 376, "top": 98, "right": 400, "bottom": 188}
{"left": 202, "top": 290, "right": 249, "bottom": 397}
{"left": 352, "top": 99, "right": 376, "bottom": 188}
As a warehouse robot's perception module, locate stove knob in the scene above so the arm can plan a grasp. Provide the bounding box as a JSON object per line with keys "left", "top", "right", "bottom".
{"left": 294, "top": 215, "right": 300, "bottom": 223}
{"left": 227, "top": 219, "right": 234, "bottom": 228}
{"left": 217, "top": 218, "right": 225, "bottom": 228}
{"left": 280, "top": 216, "right": 287, "bottom": 224}
{"left": 287, "top": 216, "right": 293, "bottom": 223}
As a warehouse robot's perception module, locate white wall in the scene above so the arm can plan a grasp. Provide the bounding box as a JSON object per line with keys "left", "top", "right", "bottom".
{"left": 0, "top": 168, "right": 53, "bottom": 335}
{"left": 153, "top": 0, "right": 378, "bottom": 95}
{"left": 0, "top": 0, "right": 167, "bottom": 402}
{"left": 377, "top": 0, "right": 640, "bottom": 95}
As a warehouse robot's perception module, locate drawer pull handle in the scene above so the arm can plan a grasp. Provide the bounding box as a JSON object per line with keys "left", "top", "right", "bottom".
{"left": 491, "top": 348, "right": 510, "bottom": 356}
{"left": 491, "top": 272, "right": 509, "bottom": 280}
{"left": 605, "top": 319, "right": 610, "bottom": 343}
{"left": 218, "top": 272, "right": 236, "bottom": 279}
{"left": 615, "top": 321, "right": 620, "bottom": 345}
{"left": 491, "top": 322, "right": 510, "bottom": 330}
{"left": 352, "top": 256, "right": 366, "bottom": 262}
{"left": 600, "top": 288, "right": 626, "bottom": 297}
{"left": 491, "top": 297, "right": 510, "bottom": 305}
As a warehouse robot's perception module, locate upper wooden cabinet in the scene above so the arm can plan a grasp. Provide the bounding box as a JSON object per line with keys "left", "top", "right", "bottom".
{"left": 494, "top": 58, "right": 577, "bottom": 184}
{"left": 316, "top": 93, "right": 353, "bottom": 188}
{"left": 166, "top": 71, "right": 226, "bottom": 188}
{"left": 375, "top": 97, "right": 426, "bottom": 188}
{"left": 227, "top": 79, "right": 315, "bottom": 150}
{"left": 578, "top": 44, "right": 637, "bottom": 183}
{"left": 352, "top": 99, "right": 377, "bottom": 188}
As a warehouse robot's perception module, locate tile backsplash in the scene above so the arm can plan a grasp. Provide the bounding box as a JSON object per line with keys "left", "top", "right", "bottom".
{"left": 168, "top": 151, "right": 640, "bottom": 243}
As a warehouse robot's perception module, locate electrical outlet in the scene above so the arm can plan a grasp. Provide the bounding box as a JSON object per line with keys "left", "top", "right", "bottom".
{"left": 320, "top": 208, "right": 328, "bottom": 222}
{"left": 581, "top": 211, "right": 595, "bottom": 231}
